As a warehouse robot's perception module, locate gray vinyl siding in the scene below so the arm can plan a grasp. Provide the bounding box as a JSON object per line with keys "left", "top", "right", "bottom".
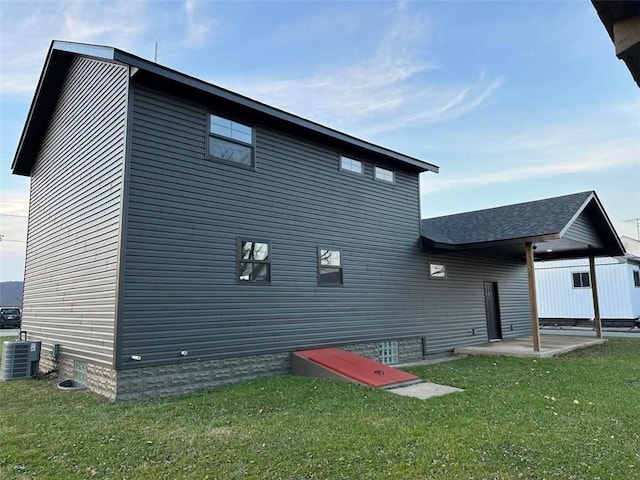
{"left": 118, "top": 83, "right": 530, "bottom": 368}
{"left": 564, "top": 213, "right": 604, "bottom": 248}
{"left": 21, "top": 57, "right": 128, "bottom": 366}
{"left": 421, "top": 251, "right": 530, "bottom": 354}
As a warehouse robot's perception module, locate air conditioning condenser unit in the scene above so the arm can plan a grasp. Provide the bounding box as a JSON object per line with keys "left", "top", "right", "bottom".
{"left": 1, "top": 332, "right": 41, "bottom": 380}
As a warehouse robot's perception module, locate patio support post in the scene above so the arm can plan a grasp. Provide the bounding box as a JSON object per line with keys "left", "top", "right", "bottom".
{"left": 589, "top": 255, "right": 603, "bottom": 339}
{"left": 525, "top": 242, "right": 541, "bottom": 352}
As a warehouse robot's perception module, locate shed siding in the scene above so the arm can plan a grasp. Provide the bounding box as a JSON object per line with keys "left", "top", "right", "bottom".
{"left": 21, "top": 57, "right": 128, "bottom": 366}
{"left": 535, "top": 258, "right": 636, "bottom": 319}
{"left": 629, "top": 264, "right": 640, "bottom": 316}
{"left": 564, "top": 213, "right": 604, "bottom": 248}
{"left": 118, "top": 83, "right": 530, "bottom": 368}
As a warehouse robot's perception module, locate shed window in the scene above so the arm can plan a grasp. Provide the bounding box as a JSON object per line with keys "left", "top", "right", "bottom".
{"left": 634, "top": 270, "right": 640, "bottom": 287}
{"left": 340, "top": 156, "right": 363, "bottom": 174}
{"left": 238, "top": 240, "right": 270, "bottom": 283}
{"left": 572, "top": 272, "right": 591, "bottom": 288}
{"left": 374, "top": 166, "right": 394, "bottom": 183}
{"left": 209, "top": 114, "right": 254, "bottom": 167}
{"left": 318, "top": 248, "right": 343, "bottom": 285}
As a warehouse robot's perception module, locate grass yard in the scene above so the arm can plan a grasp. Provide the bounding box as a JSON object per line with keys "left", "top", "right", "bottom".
{"left": 1, "top": 339, "right": 639, "bottom": 480}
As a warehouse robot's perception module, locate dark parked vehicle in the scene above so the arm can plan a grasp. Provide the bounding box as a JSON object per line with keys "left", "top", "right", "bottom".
{"left": 0, "top": 308, "right": 21, "bottom": 328}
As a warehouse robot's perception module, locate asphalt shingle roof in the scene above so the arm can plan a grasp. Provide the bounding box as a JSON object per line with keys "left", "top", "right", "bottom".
{"left": 421, "top": 191, "right": 594, "bottom": 245}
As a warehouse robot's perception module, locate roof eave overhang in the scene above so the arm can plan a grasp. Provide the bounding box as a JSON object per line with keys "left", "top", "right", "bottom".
{"left": 422, "top": 233, "right": 560, "bottom": 252}
{"left": 12, "top": 40, "right": 439, "bottom": 176}
{"left": 113, "top": 48, "right": 439, "bottom": 173}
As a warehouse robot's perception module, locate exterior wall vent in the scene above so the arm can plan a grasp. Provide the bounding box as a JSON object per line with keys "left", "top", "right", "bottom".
{"left": 1, "top": 333, "right": 42, "bottom": 380}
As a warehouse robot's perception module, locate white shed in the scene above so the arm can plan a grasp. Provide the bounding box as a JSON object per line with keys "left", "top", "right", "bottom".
{"left": 535, "top": 255, "right": 640, "bottom": 325}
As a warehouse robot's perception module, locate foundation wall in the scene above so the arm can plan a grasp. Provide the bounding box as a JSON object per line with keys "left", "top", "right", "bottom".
{"left": 39, "top": 338, "right": 425, "bottom": 402}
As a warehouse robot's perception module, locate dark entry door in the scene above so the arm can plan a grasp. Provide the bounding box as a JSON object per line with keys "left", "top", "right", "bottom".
{"left": 484, "top": 282, "right": 502, "bottom": 341}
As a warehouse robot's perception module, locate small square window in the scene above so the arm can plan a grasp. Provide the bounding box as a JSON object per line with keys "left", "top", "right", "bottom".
{"left": 340, "top": 156, "right": 363, "bottom": 174}
{"left": 318, "top": 248, "right": 343, "bottom": 285}
{"left": 633, "top": 270, "right": 640, "bottom": 287}
{"left": 238, "top": 240, "right": 270, "bottom": 283}
{"left": 379, "top": 341, "right": 399, "bottom": 365}
{"left": 429, "top": 263, "right": 446, "bottom": 279}
{"left": 572, "top": 272, "right": 591, "bottom": 288}
{"left": 374, "top": 166, "right": 394, "bottom": 183}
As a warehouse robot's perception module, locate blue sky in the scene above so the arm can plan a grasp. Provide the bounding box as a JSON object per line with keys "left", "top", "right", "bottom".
{"left": 0, "top": 0, "right": 639, "bottom": 281}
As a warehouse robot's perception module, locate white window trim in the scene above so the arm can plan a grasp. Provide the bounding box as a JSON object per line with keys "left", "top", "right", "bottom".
{"left": 374, "top": 166, "right": 395, "bottom": 183}
{"left": 571, "top": 271, "right": 591, "bottom": 289}
{"left": 429, "top": 263, "right": 447, "bottom": 279}
{"left": 340, "top": 156, "right": 363, "bottom": 175}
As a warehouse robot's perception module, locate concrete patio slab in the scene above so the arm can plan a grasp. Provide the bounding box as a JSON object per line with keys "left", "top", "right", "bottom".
{"left": 454, "top": 335, "right": 607, "bottom": 359}
{"left": 388, "top": 382, "right": 463, "bottom": 400}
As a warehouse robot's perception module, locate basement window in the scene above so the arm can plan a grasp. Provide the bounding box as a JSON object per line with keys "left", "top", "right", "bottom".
{"left": 340, "top": 156, "right": 363, "bottom": 175}
{"left": 208, "top": 114, "right": 254, "bottom": 167}
{"left": 238, "top": 240, "right": 270, "bottom": 283}
{"left": 572, "top": 272, "right": 591, "bottom": 288}
{"left": 379, "top": 341, "right": 399, "bottom": 365}
{"left": 634, "top": 270, "right": 640, "bottom": 287}
{"left": 318, "top": 248, "right": 343, "bottom": 286}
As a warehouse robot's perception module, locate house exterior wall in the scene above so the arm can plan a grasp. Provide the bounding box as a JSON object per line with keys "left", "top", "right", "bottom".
{"left": 421, "top": 251, "right": 530, "bottom": 353}
{"left": 21, "top": 57, "right": 128, "bottom": 367}
{"left": 535, "top": 257, "right": 640, "bottom": 319}
{"left": 116, "top": 81, "right": 531, "bottom": 372}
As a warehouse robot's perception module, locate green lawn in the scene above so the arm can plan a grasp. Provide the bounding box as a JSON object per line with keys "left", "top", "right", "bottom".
{"left": 1, "top": 339, "right": 639, "bottom": 479}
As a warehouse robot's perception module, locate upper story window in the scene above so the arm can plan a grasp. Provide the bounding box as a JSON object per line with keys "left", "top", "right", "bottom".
{"left": 374, "top": 166, "right": 395, "bottom": 183}
{"left": 238, "top": 240, "right": 270, "bottom": 283}
{"left": 318, "top": 248, "right": 343, "bottom": 286}
{"left": 572, "top": 272, "right": 590, "bottom": 288}
{"left": 209, "top": 114, "right": 254, "bottom": 167}
{"left": 340, "top": 156, "right": 363, "bottom": 175}
{"left": 633, "top": 270, "right": 640, "bottom": 287}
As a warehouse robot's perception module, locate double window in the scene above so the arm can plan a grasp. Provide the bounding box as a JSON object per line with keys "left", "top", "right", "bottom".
{"left": 238, "top": 240, "right": 270, "bottom": 283}
{"left": 340, "top": 155, "right": 396, "bottom": 183}
{"left": 572, "top": 272, "right": 591, "bottom": 288}
{"left": 318, "top": 248, "right": 343, "bottom": 286}
{"left": 208, "top": 114, "right": 254, "bottom": 167}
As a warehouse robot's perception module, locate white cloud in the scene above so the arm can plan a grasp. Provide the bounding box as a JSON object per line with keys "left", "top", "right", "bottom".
{"left": 0, "top": 189, "right": 29, "bottom": 277}
{"left": 0, "top": 0, "right": 217, "bottom": 96}
{"left": 183, "top": 0, "right": 212, "bottom": 47}
{"left": 217, "top": 4, "right": 502, "bottom": 139}
{"left": 421, "top": 139, "right": 639, "bottom": 195}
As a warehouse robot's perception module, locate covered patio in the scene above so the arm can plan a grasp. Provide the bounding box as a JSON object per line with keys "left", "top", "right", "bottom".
{"left": 421, "top": 191, "right": 626, "bottom": 354}
{"left": 454, "top": 335, "right": 607, "bottom": 359}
